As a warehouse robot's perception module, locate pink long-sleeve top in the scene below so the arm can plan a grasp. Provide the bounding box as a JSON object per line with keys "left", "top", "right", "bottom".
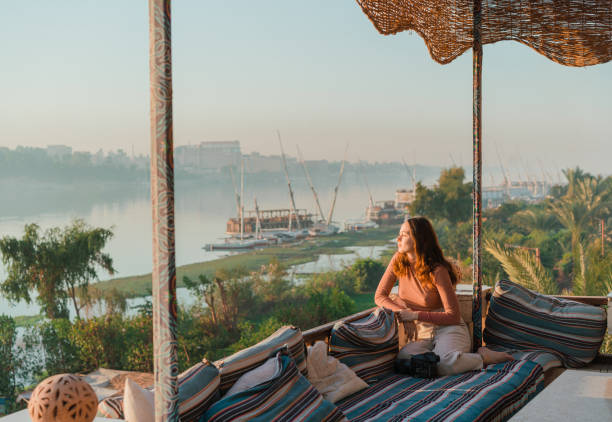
{"left": 375, "top": 253, "right": 461, "bottom": 325}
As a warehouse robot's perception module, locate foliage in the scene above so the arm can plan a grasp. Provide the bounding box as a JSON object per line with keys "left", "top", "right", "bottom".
{"left": 548, "top": 168, "right": 612, "bottom": 283}
{"left": 410, "top": 167, "right": 472, "bottom": 223}
{"left": 485, "top": 240, "right": 558, "bottom": 295}
{"left": 349, "top": 258, "right": 386, "bottom": 292}
{"left": 232, "top": 317, "right": 286, "bottom": 352}
{"left": 184, "top": 266, "right": 253, "bottom": 333}
{"left": 31, "top": 318, "right": 81, "bottom": 377}
{"left": 0, "top": 316, "right": 23, "bottom": 413}
{"left": 0, "top": 220, "right": 115, "bottom": 319}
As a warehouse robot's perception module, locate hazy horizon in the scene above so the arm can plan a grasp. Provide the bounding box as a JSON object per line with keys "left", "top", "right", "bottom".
{"left": 1, "top": 1, "right": 610, "bottom": 174}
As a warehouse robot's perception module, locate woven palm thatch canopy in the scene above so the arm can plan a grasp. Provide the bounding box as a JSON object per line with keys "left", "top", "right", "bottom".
{"left": 356, "top": 0, "right": 612, "bottom": 66}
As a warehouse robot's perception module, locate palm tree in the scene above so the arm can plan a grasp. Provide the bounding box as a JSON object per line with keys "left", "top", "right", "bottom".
{"left": 485, "top": 240, "right": 558, "bottom": 295}
{"left": 548, "top": 171, "right": 612, "bottom": 288}
{"left": 511, "top": 209, "right": 559, "bottom": 233}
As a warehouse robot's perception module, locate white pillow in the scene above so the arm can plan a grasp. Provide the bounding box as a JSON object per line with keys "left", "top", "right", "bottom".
{"left": 307, "top": 340, "right": 368, "bottom": 403}
{"left": 123, "top": 378, "right": 154, "bottom": 422}
{"left": 222, "top": 356, "right": 281, "bottom": 399}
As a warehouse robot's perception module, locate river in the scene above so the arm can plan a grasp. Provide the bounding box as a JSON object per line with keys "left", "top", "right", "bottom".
{"left": 0, "top": 175, "right": 410, "bottom": 318}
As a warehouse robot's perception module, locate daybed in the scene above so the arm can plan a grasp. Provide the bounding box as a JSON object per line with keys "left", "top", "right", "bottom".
{"left": 96, "top": 279, "right": 608, "bottom": 421}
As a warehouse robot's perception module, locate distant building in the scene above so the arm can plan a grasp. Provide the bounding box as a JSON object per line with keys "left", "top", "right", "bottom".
{"left": 176, "top": 140, "right": 241, "bottom": 173}
{"left": 46, "top": 145, "right": 72, "bottom": 159}
{"left": 395, "top": 189, "right": 415, "bottom": 210}
{"left": 243, "top": 152, "right": 283, "bottom": 173}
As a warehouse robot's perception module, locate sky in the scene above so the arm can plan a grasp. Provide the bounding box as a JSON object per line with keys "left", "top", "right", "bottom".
{"left": 1, "top": 0, "right": 610, "bottom": 178}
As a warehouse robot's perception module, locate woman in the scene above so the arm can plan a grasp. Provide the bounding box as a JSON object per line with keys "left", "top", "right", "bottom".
{"left": 375, "top": 217, "right": 512, "bottom": 376}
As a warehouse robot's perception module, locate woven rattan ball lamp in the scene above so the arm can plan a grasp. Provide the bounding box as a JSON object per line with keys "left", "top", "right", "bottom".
{"left": 28, "top": 374, "right": 98, "bottom": 422}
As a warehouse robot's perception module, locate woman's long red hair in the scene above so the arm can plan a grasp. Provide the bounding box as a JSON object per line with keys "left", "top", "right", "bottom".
{"left": 393, "top": 217, "right": 460, "bottom": 290}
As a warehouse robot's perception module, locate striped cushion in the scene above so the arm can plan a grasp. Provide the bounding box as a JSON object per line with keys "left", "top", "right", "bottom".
{"left": 96, "top": 359, "right": 219, "bottom": 421}
{"left": 97, "top": 396, "right": 124, "bottom": 419}
{"left": 214, "top": 326, "right": 307, "bottom": 394}
{"left": 178, "top": 359, "right": 220, "bottom": 422}
{"left": 484, "top": 279, "right": 607, "bottom": 368}
{"left": 487, "top": 345, "right": 563, "bottom": 371}
{"left": 337, "top": 360, "right": 544, "bottom": 422}
{"left": 204, "top": 351, "right": 347, "bottom": 422}
{"left": 329, "top": 307, "right": 398, "bottom": 383}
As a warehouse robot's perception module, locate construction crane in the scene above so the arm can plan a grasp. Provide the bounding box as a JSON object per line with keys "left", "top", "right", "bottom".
{"left": 401, "top": 157, "right": 417, "bottom": 191}
{"left": 297, "top": 145, "right": 325, "bottom": 222}
{"left": 240, "top": 157, "right": 245, "bottom": 240}
{"left": 277, "top": 130, "right": 301, "bottom": 231}
{"left": 327, "top": 143, "right": 349, "bottom": 226}
{"left": 495, "top": 143, "right": 511, "bottom": 197}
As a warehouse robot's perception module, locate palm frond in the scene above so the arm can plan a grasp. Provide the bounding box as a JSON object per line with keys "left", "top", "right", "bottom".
{"left": 485, "top": 240, "right": 558, "bottom": 295}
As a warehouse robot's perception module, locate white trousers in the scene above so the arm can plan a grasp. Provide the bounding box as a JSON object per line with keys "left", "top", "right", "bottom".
{"left": 397, "top": 320, "right": 483, "bottom": 376}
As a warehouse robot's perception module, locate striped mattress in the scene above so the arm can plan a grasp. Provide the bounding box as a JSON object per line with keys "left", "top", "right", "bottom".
{"left": 337, "top": 360, "right": 544, "bottom": 422}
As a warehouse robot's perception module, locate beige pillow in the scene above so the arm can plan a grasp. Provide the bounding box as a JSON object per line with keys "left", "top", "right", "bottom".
{"left": 307, "top": 340, "right": 368, "bottom": 403}
{"left": 123, "top": 378, "right": 154, "bottom": 422}
{"left": 221, "top": 356, "right": 280, "bottom": 399}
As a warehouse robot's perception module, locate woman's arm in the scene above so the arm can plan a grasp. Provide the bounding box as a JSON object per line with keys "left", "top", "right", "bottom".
{"left": 416, "top": 266, "right": 461, "bottom": 325}
{"left": 374, "top": 253, "right": 406, "bottom": 312}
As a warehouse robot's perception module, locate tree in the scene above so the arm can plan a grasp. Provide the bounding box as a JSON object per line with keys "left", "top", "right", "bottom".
{"left": 409, "top": 167, "right": 472, "bottom": 223}
{"left": 548, "top": 170, "right": 612, "bottom": 287}
{"left": 0, "top": 220, "right": 115, "bottom": 319}
{"left": 0, "top": 315, "right": 23, "bottom": 412}
{"left": 485, "top": 240, "right": 558, "bottom": 295}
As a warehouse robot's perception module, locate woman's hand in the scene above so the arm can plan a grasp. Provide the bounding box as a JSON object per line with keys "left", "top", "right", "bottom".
{"left": 397, "top": 309, "right": 419, "bottom": 322}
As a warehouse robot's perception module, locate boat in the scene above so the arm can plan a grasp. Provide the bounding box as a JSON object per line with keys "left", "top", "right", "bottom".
{"left": 344, "top": 220, "right": 379, "bottom": 231}
{"left": 226, "top": 209, "right": 314, "bottom": 236}
{"left": 203, "top": 238, "right": 258, "bottom": 251}
{"left": 308, "top": 222, "right": 340, "bottom": 237}
{"left": 365, "top": 199, "right": 406, "bottom": 225}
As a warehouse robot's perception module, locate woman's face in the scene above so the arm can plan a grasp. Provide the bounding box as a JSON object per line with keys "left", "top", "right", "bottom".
{"left": 397, "top": 228, "right": 415, "bottom": 254}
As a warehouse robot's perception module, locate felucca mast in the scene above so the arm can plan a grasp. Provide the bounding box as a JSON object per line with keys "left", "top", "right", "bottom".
{"left": 229, "top": 166, "right": 242, "bottom": 222}
{"left": 297, "top": 145, "right": 325, "bottom": 222}
{"left": 327, "top": 144, "right": 348, "bottom": 225}
{"left": 358, "top": 157, "right": 375, "bottom": 209}
{"left": 254, "top": 197, "right": 262, "bottom": 239}
{"left": 277, "top": 130, "right": 301, "bottom": 230}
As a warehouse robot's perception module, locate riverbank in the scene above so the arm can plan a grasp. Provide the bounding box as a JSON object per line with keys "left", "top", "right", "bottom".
{"left": 94, "top": 227, "right": 397, "bottom": 297}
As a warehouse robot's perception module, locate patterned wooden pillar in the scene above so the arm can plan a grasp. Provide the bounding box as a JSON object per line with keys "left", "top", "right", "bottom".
{"left": 149, "top": 1, "right": 179, "bottom": 420}
{"left": 472, "top": 0, "right": 483, "bottom": 351}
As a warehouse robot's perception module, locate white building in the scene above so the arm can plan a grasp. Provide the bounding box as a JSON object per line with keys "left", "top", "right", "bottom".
{"left": 176, "top": 141, "right": 241, "bottom": 173}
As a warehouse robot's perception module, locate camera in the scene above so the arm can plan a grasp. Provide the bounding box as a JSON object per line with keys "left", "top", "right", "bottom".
{"left": 394, "top": 352, "right": 440, "bottom": 378}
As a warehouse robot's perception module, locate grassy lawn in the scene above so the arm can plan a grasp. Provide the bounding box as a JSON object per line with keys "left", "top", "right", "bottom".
{"left": 94, "top": 227, "right": 397, "bottom": 297}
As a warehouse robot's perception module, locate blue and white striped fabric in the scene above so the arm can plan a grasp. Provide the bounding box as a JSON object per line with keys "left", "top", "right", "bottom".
{"left": 97, "top": 359, "right": 219, "bottom": 421}
{"left": 337, "top": 360, "right": 543, "bottom": 422}
{"left": 484, "top": 279, "right": 606, "bottom": 368}
{"left": 329, "top": 308, "right": 398, "bottom": 384}
{"left": 486, "top": 346, "right": 563, "bottom": 372}
{"left": 214, "top": 326, "right": 307, "bottom": 395}
{"left": 202, "top": 351, "right": 346, "bottom": 422}
{"left": 178, "top": 359, "right": 221, "bottom": 422}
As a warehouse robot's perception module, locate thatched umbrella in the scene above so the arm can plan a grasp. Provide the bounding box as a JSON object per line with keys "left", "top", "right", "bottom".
{"left": 355, "top": 0, "right": 611, "bottom": 350}
{"left": 145, "top": 1, "right": 611, "bottom": 420}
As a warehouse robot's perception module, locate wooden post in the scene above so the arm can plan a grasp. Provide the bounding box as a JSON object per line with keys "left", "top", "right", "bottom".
{"left": 149, "top": 1, "right": 179, "bottom": 420}
{"left": 472, "top": 0, "right": 483, "bottom": 351}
